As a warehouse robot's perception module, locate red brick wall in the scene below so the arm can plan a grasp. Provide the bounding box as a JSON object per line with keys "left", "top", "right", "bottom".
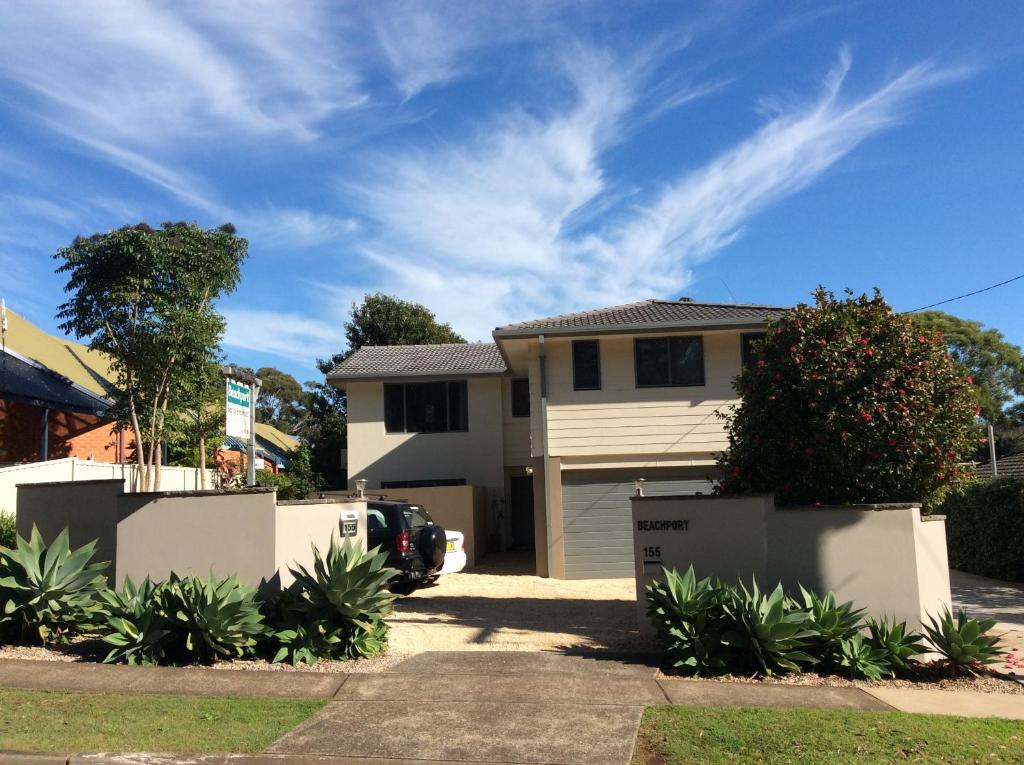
{"left": 0, "top": 400, "right": 124, "bottom": 463}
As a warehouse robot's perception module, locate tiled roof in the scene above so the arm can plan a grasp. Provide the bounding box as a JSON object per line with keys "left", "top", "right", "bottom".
{"left": 493, "top": 299, "right": 787, "bottom": 336}
{"left": 327, "top": 343, "right": 506, "bottom": 381}
{"left": 975, "top": 452, "right": 1024, "bottom": 479}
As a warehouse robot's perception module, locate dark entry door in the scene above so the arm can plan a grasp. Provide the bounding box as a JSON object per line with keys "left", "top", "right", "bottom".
{"left": 509, "top": 475, "right": 535, "bottom": 550}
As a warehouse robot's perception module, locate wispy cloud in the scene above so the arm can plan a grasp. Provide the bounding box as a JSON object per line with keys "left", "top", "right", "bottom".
{"left": 221, "top": 308, "right": 343, "bottom": 365}
{"left": 340, "top": 48, "right": 970, "bottom": 337}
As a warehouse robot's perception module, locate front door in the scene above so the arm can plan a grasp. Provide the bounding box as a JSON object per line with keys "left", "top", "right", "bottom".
{"left": 509, "top": 475, "right": 535, "bottom": 551}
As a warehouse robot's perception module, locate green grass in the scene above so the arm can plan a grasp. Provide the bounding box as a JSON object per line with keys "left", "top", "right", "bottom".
{"left": 0, "top": 688, "right": 324, "bottom": 753}
{"left": 635, "top": 706, "right": 1024, "bottom": 764}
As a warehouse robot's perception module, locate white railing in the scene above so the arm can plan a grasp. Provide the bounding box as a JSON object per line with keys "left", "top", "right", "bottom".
{"left": 0, "top": 458, "right": 216, "bottom": 514}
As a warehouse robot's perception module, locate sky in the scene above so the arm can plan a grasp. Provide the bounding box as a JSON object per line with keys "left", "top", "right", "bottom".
{"left": 1, "top": 1, "right": 1022, "bottom": 383}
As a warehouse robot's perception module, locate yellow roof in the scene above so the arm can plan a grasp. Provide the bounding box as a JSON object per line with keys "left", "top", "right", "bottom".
{"left": 255, "top": 422, "right": 299, "bottom": 453}
{"left": 2, "top": 306, "right": 116, "bottom": 398}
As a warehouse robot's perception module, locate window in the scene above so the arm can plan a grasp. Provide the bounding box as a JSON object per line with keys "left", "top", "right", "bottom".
{"left": 572, "top": 340, "right": 601, "bottom": 390}
{"left": 635, "top": 336, "right": 705, "bottom": 387}
{"left": 741, "top": 332, "right": 766, "bottom": 369}
{"left": 511, "top": 378, "right": 530, "bottom": 417}
{"left": 383, "top": 381, "right": 469, "bottom": 433}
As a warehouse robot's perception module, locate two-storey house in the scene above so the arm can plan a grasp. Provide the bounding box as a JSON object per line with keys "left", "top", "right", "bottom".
{"left": 328, "top": 298, "right": 786, "bottom": 579}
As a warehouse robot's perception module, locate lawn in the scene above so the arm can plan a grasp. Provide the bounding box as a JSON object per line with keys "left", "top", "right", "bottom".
{"left": 634, "top": 706, "right": 1024, "bottom": 764}
{"left": 0, "top": 688, "right": 324, "bottom": 753}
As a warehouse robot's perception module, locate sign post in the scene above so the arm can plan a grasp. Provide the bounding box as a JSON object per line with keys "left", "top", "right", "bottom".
{"left": 222, "top": 367, "right": 261, "bottom": 487}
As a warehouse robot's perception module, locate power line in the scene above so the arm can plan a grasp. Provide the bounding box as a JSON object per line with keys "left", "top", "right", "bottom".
{"left": 907, "top": 271, "right": 1024, "bottom": 313}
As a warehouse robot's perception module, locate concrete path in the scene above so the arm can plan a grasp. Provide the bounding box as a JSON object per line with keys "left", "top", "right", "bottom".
{"left": 951, "top": 569, "right": 1024, "bottom": 629}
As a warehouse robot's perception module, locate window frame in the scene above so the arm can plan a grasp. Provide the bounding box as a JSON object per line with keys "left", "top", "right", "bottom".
{"left": 634, "top": 335, "right": 706, "bottom": 388}
{"left": 510, "top": 378, "right": 531, "bottom": 417}
{"left": 383, "top": 380, "right": 469, "bottom": 434}
{"left": 572, "top": 339, "right": 602, "bottom": 391}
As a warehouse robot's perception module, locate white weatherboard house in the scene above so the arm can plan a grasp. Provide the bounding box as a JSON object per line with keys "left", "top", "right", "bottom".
{"left": 328, "top": 298, "right": 787, "bottom": 579}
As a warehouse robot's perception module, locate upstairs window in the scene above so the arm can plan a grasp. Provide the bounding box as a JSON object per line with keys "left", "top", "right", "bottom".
{"left": 572, "top": 340, "right": 601, "bottom": 390}
{"left": 511, "top": 378, "right": 531, "bottom": 417}
{"left": 741, "top": 332, "right": 766, "bottom": 369}
{"left": 635, "top": 336, "right": 705, "bottom": 387}
{"left": 384, "top": 381, "right": 468, "bottom": 433}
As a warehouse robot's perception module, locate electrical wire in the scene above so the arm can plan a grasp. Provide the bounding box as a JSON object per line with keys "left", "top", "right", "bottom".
{"left": 907, "top": 271, "right": 1024, "bottom": 312}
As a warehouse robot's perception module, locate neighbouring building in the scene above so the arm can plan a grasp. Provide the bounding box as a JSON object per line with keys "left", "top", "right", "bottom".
{"left": 328, "top": 298, "right": 787, "bottom": 579}
{"left": 974, "top": 450, "right": 1024, "bottom": 480}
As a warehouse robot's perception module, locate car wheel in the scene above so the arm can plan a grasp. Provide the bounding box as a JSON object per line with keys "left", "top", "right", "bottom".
{"left": 418, "top": 525, "right": 447, "bottom": 571}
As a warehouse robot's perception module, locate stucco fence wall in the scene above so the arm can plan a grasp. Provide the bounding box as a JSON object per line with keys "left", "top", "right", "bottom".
{"left": 0, "top": 458, "right": 215, "bottom": 514}
{"left": 322, "top": 484, "right": 488, "bottom": 567}
{"left": 16, "top": 480, "right": 366, "bottom": 589}
{"left": 632, "top": 494, "right": 951, "bottom": 631}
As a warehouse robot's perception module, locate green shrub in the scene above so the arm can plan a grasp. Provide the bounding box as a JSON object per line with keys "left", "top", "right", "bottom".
{"left": 865, "top": 616, "right": 926, "bottom": 675}
{"left": 940, "top": 476, "right": 1024, "bottom": 581}
{"left": 164, "top": 573, "right": 267, "bottom": 663}
{"left": 800, "top": 587, "right": 864, "bottom": 672}
{"left": 718, "top": 289, "right": 979, "bottom": 508}
{"left": 272, "top": 539, "right": 396, "bottom": 664}
{"left": 0, "top": 511, "right": 15, "bottom": 549}
{"left": 923, "top": 607, "right": 1003, "bottom": 676}
{"left": 99, "top": 577, "right": 174, "bottom": 666}
{"left": 720, "top": 579, "right": 818, "bottom": 676}
{"left": 646, "top": 567, "right": 730, "bottom": 674}
{"left": 836, "top": 633, "right": 891, "bottom": 680}
{"left": 0, "top": 527, "right": 107, "bottom": 645}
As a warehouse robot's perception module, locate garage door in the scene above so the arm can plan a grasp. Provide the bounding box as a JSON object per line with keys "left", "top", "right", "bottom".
{"left": 560, "top": 468, "right": 714, "bottom": 579}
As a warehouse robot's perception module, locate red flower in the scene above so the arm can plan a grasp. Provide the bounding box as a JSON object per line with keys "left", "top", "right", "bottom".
{"left": 858, "top": 338, "right": 868, "bottom": 345}
{"left": 846, "top": 361, "right": 856, "bottom": 369}
{"left": 917, "top": 334, "right": 927, "bottom": 343}
{"left": 965, "top": 375, "right": 973, "bottom": 385}
{"left": 865, "top": 348, "right": 874, "bottom": 357}
{"left": 804, "top": 447, "right": 815, "bottom": 455}
{"left": 888, "top": 439, "right": 897, "bottom": 447}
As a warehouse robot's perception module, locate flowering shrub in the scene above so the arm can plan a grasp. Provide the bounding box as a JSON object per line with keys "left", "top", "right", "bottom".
{"left": 717, "top": 289, "right": 978, "bottom": 508}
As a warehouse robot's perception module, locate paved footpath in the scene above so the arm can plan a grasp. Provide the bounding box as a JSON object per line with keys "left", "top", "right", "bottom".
{"left": 1, "top": 652, "right": 1023, "bottom": 765}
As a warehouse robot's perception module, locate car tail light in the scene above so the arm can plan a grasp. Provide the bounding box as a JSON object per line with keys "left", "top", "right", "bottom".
{"left": 396, "top": 530, "right": 411, "bottom": 554}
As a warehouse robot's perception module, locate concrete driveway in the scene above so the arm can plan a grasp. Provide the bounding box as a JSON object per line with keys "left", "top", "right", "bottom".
{"left": 388, "top": 553, "right": 645, "bottom": 653}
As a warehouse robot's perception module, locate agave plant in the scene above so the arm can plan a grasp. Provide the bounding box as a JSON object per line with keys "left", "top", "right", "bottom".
{"left": 0, "top": 527, "right": 108, "bottom": 645}
{"left": 837, "top": 633, "right": 891, "bottom": 680}
{"left": 800, "top": 586, "right": 865, "bottom": 670}
{"left": 720, "top": 578, "right": 819, "bottom": 676}
{"left": 99, "top": 577, "right": 173, "bottom": 666}
{"left": 646, "top": 566, "right": 731, "bottom": 674}
{"left": 277, "top": 539, "right": 397, "bottom": 664}
{"left": 866, "top": 616, "right": 926, "bottom": 675}
{"left": 923, "top": 607, "right": 1003, "bottom": 676}
{"left": 164, "top": 573, "right": 267, "bottom": 663}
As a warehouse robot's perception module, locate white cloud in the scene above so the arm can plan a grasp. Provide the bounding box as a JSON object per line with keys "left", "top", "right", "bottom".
{"left": 237, "top": 208, "right": 360, "bottom": 250}
{"left": 341, "top": 49, "right": 969, "bottom": 337}
{"left": 221, "top": 308, "right": 343, "bottom": 364}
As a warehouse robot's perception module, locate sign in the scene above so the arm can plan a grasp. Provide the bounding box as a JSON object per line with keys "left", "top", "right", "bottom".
{"left": 340, "top": 510, "right": 359, "bottom": 538}
{"left": 225, "top": 379, "right": 251, "bottom": 439}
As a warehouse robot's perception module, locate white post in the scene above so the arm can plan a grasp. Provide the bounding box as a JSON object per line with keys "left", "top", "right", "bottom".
{"left": 247, "top": 379, "right": 260, "bottom": 487}
{"left": 988, "top": 424, "right": 998, "bottom": 477}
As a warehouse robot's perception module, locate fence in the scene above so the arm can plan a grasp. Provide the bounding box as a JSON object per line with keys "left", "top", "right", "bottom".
{"left": 0, "top": 458, "right": 216, "bottom": 514}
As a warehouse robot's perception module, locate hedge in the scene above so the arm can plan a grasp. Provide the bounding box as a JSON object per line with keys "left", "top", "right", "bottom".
{"left": 940, "top": 476, "right": 1024, "bottom": 582}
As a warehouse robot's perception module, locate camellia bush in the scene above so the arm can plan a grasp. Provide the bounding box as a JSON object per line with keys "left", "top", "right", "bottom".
{"left": 718, "top": 289, "right": 978, "bottom": 508}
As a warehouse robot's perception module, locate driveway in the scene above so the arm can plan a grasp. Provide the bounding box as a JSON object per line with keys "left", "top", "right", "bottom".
{"left": 388, "top": 552, "right": 645, "bottom": 653}
{"left": 951, "top": 569, "right": 1024, "bottom": 629}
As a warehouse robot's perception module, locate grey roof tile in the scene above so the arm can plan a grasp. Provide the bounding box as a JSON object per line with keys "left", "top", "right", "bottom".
{"left": 493, "top": 299, "right": 787, "bottom": 335}
{"left": 328, "top": 343, "right": 506, "bottom": 380}
{"left": 975, "top": 451, "right": 1024, "bottom": 479}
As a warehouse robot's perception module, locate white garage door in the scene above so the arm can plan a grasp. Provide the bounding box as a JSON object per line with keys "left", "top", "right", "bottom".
{"left": 560, "top": 468, "right": 714, "bottom": 579}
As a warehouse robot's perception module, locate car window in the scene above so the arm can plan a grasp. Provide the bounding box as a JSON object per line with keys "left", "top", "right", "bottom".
{"left": 403, "top": 505, "right": 433, "bottom": 528}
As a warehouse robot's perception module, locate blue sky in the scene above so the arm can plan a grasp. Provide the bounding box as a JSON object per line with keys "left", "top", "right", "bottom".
{"left": 1, "top": 1, "right": 1022, "bottom": 383}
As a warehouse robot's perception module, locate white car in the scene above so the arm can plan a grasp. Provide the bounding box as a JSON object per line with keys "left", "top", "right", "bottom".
{"left": 439, "top": 530, "right": 467, "bottom": 575}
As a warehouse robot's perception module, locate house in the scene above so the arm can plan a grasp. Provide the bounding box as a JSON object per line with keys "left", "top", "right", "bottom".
{"left": 974, "top": 450, "right": 1024, "bottom": 479}
{"left": 328, "top": 298, "right": 787, "bottom": 579}
{"left": 220, "top": 422, "right": 300, "bottom": 474}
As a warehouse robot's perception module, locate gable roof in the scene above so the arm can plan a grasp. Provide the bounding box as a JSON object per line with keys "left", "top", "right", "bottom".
{"left": 255, "top": 422, "right": 300, "bottom": 454}
{"left": 327, "top": 343, "right": 507, "bottom": 382}
{"left": 493, "top": 299, "right": 788, "bottom": 338}
{"left": 0, "top": 348, "right": 111, "bottom": 414}
{"left": 975, "top": 451, "right": 1024, "bottom": 479}
{"left": 2, "top": 306, "right": 116, "bottom": 398}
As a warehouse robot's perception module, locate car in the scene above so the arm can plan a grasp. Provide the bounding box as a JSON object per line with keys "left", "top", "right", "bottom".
{"left": 439, "top": 530, "right": 467, "bottom": 575}
{"left": 366, "top": 500, "right": 447, "bottom": 589}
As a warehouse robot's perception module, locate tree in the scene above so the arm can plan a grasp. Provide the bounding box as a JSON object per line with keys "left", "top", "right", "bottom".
{"left": 911, "top": 311, "right": 1024, "bottom": 423}
{"left": 166, "top": 359, "right": 224, "bottom": 489}
{"left": 302, "top": 360, "right": 348, "bottom": 489}
{"left": 55, "top": 222, "right": 246, "bottom": 491}
{"left": 717, "top": 289, "right": 979, "bottom": 508}
{"left": 255, "top": 367, "right": 306, "bottom": 433}
{"left": 343, "top": 293, "right": 465, "bottom": 357}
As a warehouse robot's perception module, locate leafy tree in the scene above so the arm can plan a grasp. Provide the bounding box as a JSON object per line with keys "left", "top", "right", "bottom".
{"left": 911, "top": 311, "right": 1024, "bottom": 423}
{"left": 718, "top": 289, "right": 979, "bottom": 509}
{"left": 255, "top": 367, "right": 307, "bottom": 433}
{"left": 302, "top": 360, "right": 348, "bottom": 489}
{"left": 343, "top": 292, "right": 465, "bottom": 356}
{"left": 55, "top": 222, "right": 246, "bottom": 490}
{"left": 256, "top": 444, "right": 321, "bottom": 500}
{"left": 166, "top": 360, "right": 224, "bottom": 488}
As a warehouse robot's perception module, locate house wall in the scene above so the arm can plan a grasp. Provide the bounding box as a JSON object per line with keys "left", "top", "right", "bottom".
{"left": 0, "top": 400, "right": 122, "bottom": 464}
{"left": 501, "top": 377, "right": 532, "bottom": 467}
{"left": 346, "top": 377, "right": 506, "bottom": 494}
{"left": 537, "top": 331, "right": 743, "bottom": 464}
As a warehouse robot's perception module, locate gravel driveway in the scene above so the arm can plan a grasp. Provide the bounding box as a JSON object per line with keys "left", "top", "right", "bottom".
{"left": 387, "top": 553, "right": 645, "bottom": 653}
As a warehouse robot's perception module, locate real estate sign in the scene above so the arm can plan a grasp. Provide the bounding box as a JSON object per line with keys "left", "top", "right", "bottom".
{"left": 225, "top": 379, "right": 251, "bottom": 439}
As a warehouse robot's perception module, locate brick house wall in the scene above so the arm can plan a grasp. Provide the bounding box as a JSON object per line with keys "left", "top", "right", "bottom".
{"left": 0, "top": 400, "right": 124, "bottom": 463}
